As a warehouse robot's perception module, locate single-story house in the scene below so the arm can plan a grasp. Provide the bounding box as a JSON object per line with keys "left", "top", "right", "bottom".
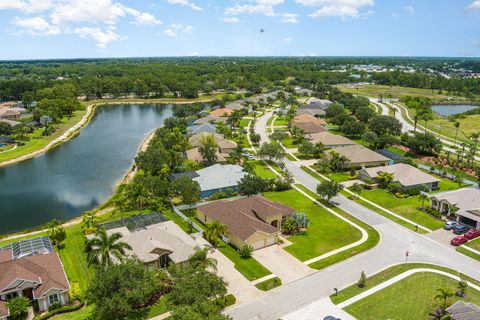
{"left": 210, "top": 108, "right": 234, "bottom": 117}
{"left": 304, "top": 98, "right": 333, "bottom": 110}
{"left": 225, "top": 101, "right": 245, "bottom": 111}
{"left": 0, "top": 109, "right": 21, "bottom": 120}
{"left": 359, "top": 163, "right": 440, "bottom": 190}
{"left": 171, "top": 164, "right": 247, "bottom": 198}
{"left": 429, "top": 187, "right": 480, "bottom": 229}
{"left": 294, "top": 88, "right": 314, "bottom": 96}
{"left": 189, "top": 132, "right": 237, "bottom": 154}
{"left": 185, "top": 148, "right": 229, "bottom": 163}
{"left": 193, "top": 115, "right": 227, "bottom": 125}
{"left": 187, "top": 122, "right": 217, "bottom": 135}
{"left": 295, "top": 108, "right": 326, "bottom": 117}
{"left": 331, "top": 144, "right": 391, "bottom": 168}
{"left": 306, "top": 132, "right": 356, "bottom": 148}
{"left": 446, "top": 301, "right": 480, "bottom": 320}
{"left": 293, "top": 122, "right": 327, "bottom": 134}
{"left": 197, "top": 195, "right": 296, "bottom": 250}
{"left": 95, "top": 213, "right": 200, "bottom": 269}
{"left": 0, "top": 102, "right": 18, "bottom": 109}
{"left": 293, "top": 114, "right": 327, "bottom": 126}
{"left": 0, "top": 237, "right": 70, "bottom": 316}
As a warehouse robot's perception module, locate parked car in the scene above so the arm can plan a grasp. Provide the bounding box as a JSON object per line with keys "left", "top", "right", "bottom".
{"left": 451, "top": 236, "right": 468, "bottom": 246}
{"left": 444, "top": 221, "right": 459, "bottom": 230}
{"left": 453, "top": 224, "right": 470, "bottom": 235}
{"left": 464, "top": 229, "right": 480, "bottom": 240}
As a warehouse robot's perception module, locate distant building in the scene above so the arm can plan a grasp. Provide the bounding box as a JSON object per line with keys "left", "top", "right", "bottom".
{"left": 331, "top": 144, "right": 390, "bottom": 168}
{"left": 0, "top": 109, "right": 21, "bottom": 120}
{"left": 0, "top": 237, "right": 70, "bottom": 317}
{"left": 210, "top": 108, "right": 234, "bottom": 117}
{"left": 193, "top": 115, "right": 227, "bottom": 125}
{"left": 294, "top": 88, "right": 314, "bottom": 96}
{"left": 187, "top": 122, "right": 217, "bottom": 135}
{"left": 189, "top": 132, "right": 237, "bottom": 154}
{"left": 306, "top": 132, "right": 356, "bottom": 149}
{"left": 0, "top": 102, "right": 18, "bottom": 109}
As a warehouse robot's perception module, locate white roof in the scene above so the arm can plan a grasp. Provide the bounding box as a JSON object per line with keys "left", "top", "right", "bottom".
{"left": 105, "top": 221, "right": 200, "bottom": 264}
{"left": 194, "top": 164, "right": 247, "bottom": 192}
{"left": 363, "top": 163, "right": 440, "bottom": 187}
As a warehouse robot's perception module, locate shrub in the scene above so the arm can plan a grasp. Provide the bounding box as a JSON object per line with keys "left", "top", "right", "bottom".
{"left": 239, "top": 245, "right": 253, "bottom": 259}
{"left": 34, "top": 301, "right": 84, "bottom": 320}
{"left": 406, "top": 187, "right": 420, "bottom": 196}
{"left": 387, "top": 182, "right": 402, "bottom": 194}
{"left": 48, "top": 301, "right": 62, "bottom": 312}
{"left": 357, "top": 271, "right": 367, "bottom": 288}
{"left": 7, "top": 296, "right": 29, "bottom": 320}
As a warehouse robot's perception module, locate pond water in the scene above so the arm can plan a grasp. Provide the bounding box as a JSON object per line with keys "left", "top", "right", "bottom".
{"left": 0, "top": 104, "right": 173, "bottom": 234}
{"left": 431, "top": 104, "right": 478, "bottom": 116}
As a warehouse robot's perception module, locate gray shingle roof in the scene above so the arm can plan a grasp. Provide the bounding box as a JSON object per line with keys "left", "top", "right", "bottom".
{"left": 193, "top": 164, "right": 247, "bottom": 192}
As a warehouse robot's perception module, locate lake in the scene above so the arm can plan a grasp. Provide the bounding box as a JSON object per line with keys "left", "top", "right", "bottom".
{"left": 431, "top": 104, "right": 478, "bottom": 116}
{"left": 0, "top": 104, "right": 173, "bottom": 234}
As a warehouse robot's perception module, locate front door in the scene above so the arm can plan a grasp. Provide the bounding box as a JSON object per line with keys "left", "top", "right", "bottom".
{"left": 23, "top": 288, "right": 34, "bottom": 301}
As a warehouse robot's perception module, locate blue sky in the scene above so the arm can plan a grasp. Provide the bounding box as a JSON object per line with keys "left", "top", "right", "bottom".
{"left": 0, "top": 0, "right": 479, "bottom": 60}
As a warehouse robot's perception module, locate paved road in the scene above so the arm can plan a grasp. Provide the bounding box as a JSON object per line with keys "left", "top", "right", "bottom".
{"left": 226, "top": 111, "right": 480, "bottom": 320}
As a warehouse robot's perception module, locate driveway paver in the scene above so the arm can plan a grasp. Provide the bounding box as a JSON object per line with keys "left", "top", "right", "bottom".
{"left": 252, "top": 242, "right": 314, "bottom": 284}
{"left": 281, "top": 297, "right": 355, "bottom": 320}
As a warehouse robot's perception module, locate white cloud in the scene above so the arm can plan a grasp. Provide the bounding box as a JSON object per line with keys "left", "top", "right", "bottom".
{"left": 404, "top": 5, "right": 414, "bottom": 14}
{"left": 295, "top": 0, "right": 374, "bottom": 19}
{"left": 225, "top": 0, "right": 284, "bottom": 17}
{"left": 0, "top": 0, "right": 162, "bottom": 47}
{"left": 170, "top": 23, "right": 194, "bottom": 32}
{"left": 165, "top": 0, "right": 202, "bottom": 11}
{"left": 163, "top": 28, "right": 177, "bottom": 37}
{"left": 467, "top": 1, "right": 480, "bottom": 11}
{"left": 12, "top": 16, "right": 61, "bottom": 35}
{"left": 74, "top": 27, "right": 126, "bottom": 48}
{"left": 223, "top": 17, "right": 240, "bottom": 23}
{"left": 189, "top": 51, "right": 199, "bottom": 56}
{"left": 280, "top": 13, "right": 298, "bottom": 23}
{"left": 282, "top": 37, "right": 292, "bottom": 43}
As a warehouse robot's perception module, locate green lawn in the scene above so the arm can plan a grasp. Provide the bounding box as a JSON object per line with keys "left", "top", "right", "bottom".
{"left": 466, "top": 237, "right": 480, "bottom": 251}
{"left": 273, "top": 117, "right": 289, "bottom": 126}
{"left": 344, "top": 272, "right": 480, "bottom": 320}
{"left": 359, "top": 189, "right": 444, "bottom": 230}
{"left": 52, "top": 305, "right": 94, "bottom": 320}
{"left": 251, "top": 160, "right": 278, "bottom": 179}
{"left": 337, "top": 84, "right": 453, "bottom": 100}
{"left": 457, "top": 246, "right": 480, "bottom": 262}
{"left": 240, "top": 118, "right": 251, "bottom": 128}
{"left": 281, "top": 136, "right": 296, "bottom": 148}
{"left": 0, "top": 110, "right": 86, "bottom": 163}
{"left": 216, "top": 241, "right": 271, "bottom": 281}
{"left": 328, "top": 171, "right": 353, "bottom": 183}
{"left": 263, "top": 189, "right": 362, "bottom": 262}
{"left": 255, "top": 277, "right": 282, "bottom": 291}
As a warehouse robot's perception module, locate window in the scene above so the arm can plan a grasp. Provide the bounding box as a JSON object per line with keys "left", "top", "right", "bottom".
{"left": 49, "top": 294, "right": 59, "bottom": 304}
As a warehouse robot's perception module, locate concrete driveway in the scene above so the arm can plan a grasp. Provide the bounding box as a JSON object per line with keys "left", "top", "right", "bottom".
{"left": 252, "top": 241, "right": 314, "bottom": 284}
{"left": 426, "top": 228, "right": 456, "bottom": 248}
{"left": 281, "top": 297, "right": 355, "bottom": 320}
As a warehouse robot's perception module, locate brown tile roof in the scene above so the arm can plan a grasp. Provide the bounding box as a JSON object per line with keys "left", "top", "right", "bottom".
{"left": 307, "top": 132, "right": 356, "bottom": 147}
{"left": 189, "top": 132, "right": 237, "bottom": 150}
{"left": 0, "top": 253, "right": 69, "bottom": 297}
{"left": 210, "top": 108, "right": 234, "bottom": 117}
{"left": 293, "top": 122, "right": 327, "bottom": 134}
{"left": 0, "top": 250, "right": 12, "bottom": 264}
{"left": 193, "top": 115, "right": 227, "bottom": 125}
{"left": 293, "top": 114, "right": 327, "bottom": 126}
{"left": 197, "top": 195, "right": 295, "bottom": 241}
{"left": 0, "top": 301, "right": 8, "bottom": 318}
{"left": 185, "top": 147, "right": 228, "bottom": 163}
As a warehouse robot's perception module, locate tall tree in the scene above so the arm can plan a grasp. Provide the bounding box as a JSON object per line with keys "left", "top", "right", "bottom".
{"left": 199, "top": 134, "right": 218, "bottom": 164}
{"left": 316, "top": 180, "right": 343, "bottom": 203}
{"left": 204, "top": 221, "right": 227, "bottom": 247}
{"left": 86, "top": 228, "right": 132, "bottom": 267}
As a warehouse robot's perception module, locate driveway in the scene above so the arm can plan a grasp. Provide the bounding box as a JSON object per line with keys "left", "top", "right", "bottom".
{"left": 252, "top": 241, "right": 314, "bottom": 284}
{"left": 426, "top": 228, "right": 456, "bottom": 248}
{"left": 281, "top": 297, "right": 355, "bottom": 320}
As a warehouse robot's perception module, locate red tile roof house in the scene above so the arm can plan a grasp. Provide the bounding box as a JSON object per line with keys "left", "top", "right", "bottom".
{"left": 0, "top": 237, "right": 70, "bottom": 319}
{"left": 196, "top": 195, "right": 295, "bottom": 250}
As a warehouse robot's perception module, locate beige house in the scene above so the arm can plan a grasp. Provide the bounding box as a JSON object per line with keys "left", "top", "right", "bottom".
{"left": 0, "top": 237, "right": 70, "bottom": 316}
{"left": 210, "top": 108, "right": 234, "bottom": 117}
{"left": 429, "top": 188, "right": 480, "bottom": 229}
{"left": 293, "top": 114, "right": 327, "bottom": 126}
{"left": 331, "top": 144, "right": 390, "bottom": 168}
{"left": 359, "top": 163, "right": 440, "bottom": 190}
{"left": 189, "top": 132, "right": 237, "bottom": 154}
{"left": 193, "top": 115, "right": 227, "bottom": 125}
{"left": 306, "top": 132, "right": 356, "bottom": 149}
{"left": 197, "top": 195, "right": 295, "bottom": 250}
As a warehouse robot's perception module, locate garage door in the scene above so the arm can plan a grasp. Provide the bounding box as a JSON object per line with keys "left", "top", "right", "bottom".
{"left": 250, "top": 239, "right": 265, "bottom": 250}
{"left": 264, "top": 235, "right": 276, "bottom": 247}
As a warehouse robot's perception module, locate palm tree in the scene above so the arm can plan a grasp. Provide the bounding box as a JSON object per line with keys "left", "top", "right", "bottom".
{"left": 199, "top": 133, "right": 218, "bottom": 164}
{"left": 85, "top": 228, "right": 132, "bottom": 267}
{"left": 81, "top": 212, "right": 99, "bottom": 235}
{"left": 377, "top": 171, "right": 394, "bottom": 188}
{"left": 204, "top": 221, "right": 227, "bottom": 247}
{"left": 419, "top": 194, "right": 430, "bottom": 210}
{"left": 188, "top": 248, "right": 217, "bottom": 271}
{"left": 434, "top": 288, "right": 454, "bottom": 311}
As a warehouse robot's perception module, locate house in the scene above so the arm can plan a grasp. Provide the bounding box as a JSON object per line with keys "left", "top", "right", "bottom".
{"left": 429, "top": 188, "right": 480, "bottom": 228}
{"left": 0, "top": 109, "right": 21, "bottom": 120}
{"left": 185, "top": 148, "right": 229, "bottom": 163}
{"left": 96, "top": 213, "right": 200, "bottom": 269}
{"left": 304, "top": 98, "right": 333, "bottom": 110}
{"left": 193, "top": 115, "right": 227, "bottom": 125}
{"left": 189, "top": 132, "right": 237, "bottom": 154}
{"left": 0, "top": 237, "right": 70, "bottom": 316}
{"left": 171, "top": 164, "right": 247, "bottom": 198}
{"left": 295, "top": 108, "right": 326, "bottom": 117}
{"left": 197, "top": 195, "right": 295, "bottom": 250}
{"left": 187, "top": 122, "right": 217, "bottom": 135}
{"left": 331, "top": 144, "right": 390, "bottom": 168}
{"left": 292, "top": 114, "right": 327, "bottom": 134}
{"left": 306, "top": 132, "right": 356, "bottom": 148}
{"left": 0, "top": 102, "right": 18, "bottom": 109}
{"left": 294, "top": 88, "right": 314, "bottom": 96}
{"left": 446, "top": 301, "right": 480, "bottom": 320}
{"left": 293, "top": 114, "right": 327, "bottom": 126}
{"left": 0, "top": 119, "right": 21, "bottom": 127}
{"left": 210, "top": 108, "right": 234, "bottom": 117}
{"left": 359, "top": 163, "right": 440, "bottom": 190}
{"left": 225, "top": 101, "right": 245, "bottom": 111}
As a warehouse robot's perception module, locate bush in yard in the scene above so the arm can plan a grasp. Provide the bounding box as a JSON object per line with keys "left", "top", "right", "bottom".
{"left": 357, "top": 271, "right": 367, "bottom": 288}
{"left": 291, "top": 212, "right": 310, "bottom": 229}
{"left": 387, "top": 182, "right": 402, "bottom": 194}
{"left": 406, "top": 187, "right": 420, "bottom": 196}
{"left": 48, "top": 301, "right": 62, "bottom": 312}
{"left": 239, "top": 245, "right": 254, "bottom": 259}
{"left": 282, "top": 218, "right": 297, "bottom": 235}
{"left": 316, "top": 180, "right": 343, "bottom": 203}
{"left": 7, "top": 296, "right": 29, "bottom": 320}
{"left": 69, "top": 282, "right": 82, "bottom": 301}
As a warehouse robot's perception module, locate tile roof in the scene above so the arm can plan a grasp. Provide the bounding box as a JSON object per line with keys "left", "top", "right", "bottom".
{"left": 189, "top": 132, "right": 237, "bottom": 150}
{"left": 295, "top": 108, "right": 326, "bottom": 117}
{"left": 332, "top": 144, "right": 390, "bottom": 165}
{"left": 0, "top": 301, "right": 8, "bottom": 318}
{"left": 293, "top": 114, "right": 327, "bottom": 126}
{"left": 446, "top": 301, "right": 480, "bottom": 320}
{"left": 362, "top": 163, "right": 440, "bottom": 187}
{"left": 192, "top": 164, "right": 247, "bottom": 192}
{"left": 185, "top": 147, "right": 228, "bottom": 163}
{"left": 307, "top": 132, "right": 356, "bottom": 147}
{"left": 430, "top": 188, "right": 480, "bottom": 212}
{"left": 187, "top": 122, "right": 217, "bottom": 134}
{"left": 210, "top": 108, "right": 234, "bottom": 117}
{"left": 193, "top": 115, "right": 226, "bottom": 125}
{"left": 0, "top": 252, "right": 69, "bottom": 297}
{"left": 293, "top": 122, "right": 327, "bottom": 134}
{"left": 197, "top": 195, "right": 295, "bottom": 241}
